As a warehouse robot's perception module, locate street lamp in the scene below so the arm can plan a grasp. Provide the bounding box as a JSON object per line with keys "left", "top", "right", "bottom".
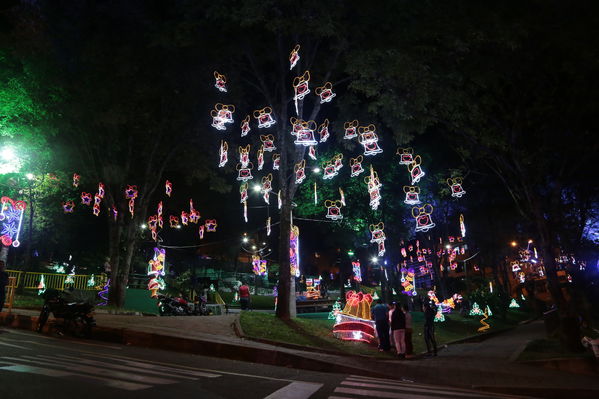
{"left": 242, "top": 236, "right": 249, "bottom": 243}
{"left": 312, "top": 167, "right": 321, "bottom": 173}
{"left": 510, "top": 241, "right": 518, "bottom": 247}
{"left": 0, "top": 146, "right": 22, "bottom": 174}
{"left": 252, "top": 184, "right": 261, "bottom": 192}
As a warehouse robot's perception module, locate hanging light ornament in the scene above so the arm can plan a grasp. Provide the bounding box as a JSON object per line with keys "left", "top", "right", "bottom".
{"left": 62, "top": 201, "right": 75, "bottom": 213}
{"left": 324, "top": 200, "right": 343, "bottom": 220}
{"left": 343, "top": 120, "right": 359, "bottom": 140}
{"left": 165, "top": 180, "right": 172, "bottom": 197}
{"left": 219, "top": 140, "right": 228, "bottom": 167}
{"left": 204, "top": 219, "right": 217, "bottom": 232}
{"left": 447, "top": 177, "right": 467, "bottom": 198}
{"left": 80, "top": 192, "right": 92, "bottom": 205}
{"left": 292, "top": 71, "right": 310, "bottom": 115}
{"left": 294, "top": 159, "right": 306, "bottom": 184}
{"left": 211, "top": 103, "right": 235, "bottom": 130}
{"left": 257, "top": 145, "right": 264, "bottom": 170}
{"left": 213, "top": 71, "right": 227, "bottom": 92}
{"left": 358, "top": 124, "right": 383, "bottom": 156}
{"left": 260, "top": 134, "right": 276, "bottom": 152}
{"left": 290, "top": 118, "right": 318, "bottom": 146}
{"left": 318, "top": 119, "right": 330, "bottom": 143}
{"left": 412, "top": 204, "right": 436, "bottom": 232}
{"left": 72, "top": 173, "right": 80, "bottom": 188}
{"left": 396, "top": 147, "right": 414, "bottom": 165}
{"left": 350, "top": 155, "right": 365, "bottom": 177}
{"left": 407, "top": 155, "right": 425, "bottom": 185}
{"left": 308, "top": 145, "right": 317, "bottom": 160}
{"left": 272, "top": 153, "right": 280, "bottom": 170}
{"left": 240, "top": 115, "right": 251, "bottom": 137}
{"left": 369, "top": 223, "right": 387, "bottom": 256}
{"left": 403, "top": 186, "right": 422, "bottom": 205}
{"left": 261, "top": 173, "right": 273, "bottom": 204}
{"left": 253, "top": 107, "right": 276, "bottom": 128}
{"left": 289, "top": 44, "right": 300, "bottom": 70}
{"left": 314, "top": 82, "right": 336, "bottom": 104}
{"left": 364, "top": 165, "right": 382, "bottom": 210}
{"left": 239, "top": 182, "right": 248, "bottom": 203}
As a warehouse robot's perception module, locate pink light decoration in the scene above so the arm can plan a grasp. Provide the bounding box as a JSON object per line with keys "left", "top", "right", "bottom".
{"left": 157, "top": 201, "right": 163, "bottom": 217}
{"left": 412, "top": 204, "right": 436, "bottom": 232}
{"left": 325, "top": 200, "right": 343, "bottom": 220}
{"left": 261, "top": 173, "right": 273, "bottom": 204}
{"left": 253, "top": 107, "right": 276, "bottom": 128}
{"left": 369, "top": 222, "right": 387, "bottom": 256}
{"left": 169, "top": 215, "right": 179, "bottom": 228}
{"left": 181, "top": 211, "right": 189, "bottom": 226}
{"left": 205, "top": 219, "right": 217, "bottom": 232}
{"left": 290, "top": 118, "right": 318, "bottom": 146}
{"left": 165, "top": 180, "right": 172, "bottom": 197}
{"left": 358, "top": 124, "right": 383, "bottom": 156}
{"left": 240, "top": 115, "right": 251, "bottom": 137}
{"left": 350, "top": 155, "right": 364, "bottom": 177}
{"left": 318, "top": 119, "right": 330, "bottom": 143}
{"left": 236, "top": 162, "right": 254, "bottom": 182}
{"left": 352, "top": 261, "right": 362, "bottom": 282}
{"left": 124, "top": 185, "right": 138, "bottom": 199}
{"left": 147, "top": 215, "right": 158, "bottom": 231}
{"left": 94, "top": 194, "right": 101, "bottom": 206}
{"left": 403, "top": 186, "right": 421, "bottom": 205}
{"left": 407, "top": 155, "right": 425, "bottom": 184}
{"left": 73, "top": 173, "right": 80, "bottom": 188}
{"left": 211, "top": 103, "right": 235, "bottom": 130}
{"left": 213, "top": 71, "right": 227, "bottom": 92}
{"left": 314, "top": 82, "right": 336, "bottom": 104}
{"left": 257, "top": 145, "right": 264, "bottom": 170}
{"left": 333, "top": 153, "right": 343, "bottom": 171}
{"left": 128, "top": 198, "right": 135, "bottom": 217}
{"left": 97, "top": 183, "right": 105, "bottom": 198}
{"left": 260, "top": 134, "right": 276, "bottom": 152}
{"left": 323, "top": 161, "right": 337, "bottom": 180}
{"left": 272, "top": 153, "right": 280, "bottom": 170}
{"left": 397, "top": 147, "right": 414, "bottom": 165}
{"left": 289, "top": 44, "right": 300, "bottom": 70}
{"left": 364, "top": 165, "right": 382, "bottom": 210}
{"left": 219, "top": 140, "right": 228, "bottom": 167}
{"left": 62, "top": 201, "right": 75, "bottom": 213}
{"left": 80, "top": 192, "right": 92, "bottom": 205}
{"left": 447, "top": 177, "right": 467, "bottom": 198}
{"left": 93, "top": 205, "right": 100, "bottom": 216}
{"left": 239, "top": 182, "right": 248, "bottom": 203}
{"left": 238, "top": 144, "right": 251, "bottom": 167}
{"left": 292, "top": 71, "right": 311, "bottom": 113}
{"left": 308, "top": 145, "right": 316, "bottom": 160}
{"left": 343, "top": 120, "right": 359, "bottom": 140}
{"left": 294, "top": 159, "right": 306, "bottom": 184}
{"left": 199, "top": 225, "right": 205, "bottom": 239}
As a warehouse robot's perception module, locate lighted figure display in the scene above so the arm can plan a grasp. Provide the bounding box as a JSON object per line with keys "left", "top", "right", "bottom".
{"left": 350, "top": 155, "right": 365, "bottom": 177}
{"left": 252, "top": 256, "right": 268, "bottom": 276}
{"left": 290, "top": 226, "right": 300, "bottom": 278}
{"left": 219, "top": 140, "right": 228, "bottom": 167}
{"left": 485, "top": 305, "right": 493, "bottom": 317}
{"left": 403, "top": 186, "right": 421, "bottom": 205}
{"left": 253, "top": 107, "right": 276, "bottom": 128}
{"left": 169, "top": 215, "right": 180, "bottom": 228}
{"left": 407, "top": 155, "right": 425, "bottom": 184}
{"left": 98, "top": 279, "right": 110, "bottom": 306}
{"left": 434, "top": 306, "right": 445, "bottom": 322}
{"left": 261, "top": 174, "right": 273, "bottom": 204}
{"left": 509, "top": 298, "right": 520, "bottom": 308}
{"left": 260, "top": 134, "right": 276, "bottom": 152}
{"left": 400, "top": 267, "right": 417, "bottom": 296}
{"left": 369, "top": 222, "right": 386, "bottom": 256}
{"left": 332, "top": 291, "right": 376, "bottom": 344}
{"left": 478, "top": 310, "right": 490, "bottom": 332}
{"left": 365, "top": 166, "right": 382, "bottom": 210}
{"left": 290, "top": 118, "right": 318, "bottom": 146}
{"left": 211, "top": 103, "right": 235, "bottom": 130}
{"left": 204, "top": 219, "right": 217, "bottom": 232}
{"left": 396, "top": 147, "right": 414, "bottom": 165}
{"left": 325, "top": 200, "right": 343, "bottom": 221}
{"left": 323, "top": 160, "right": 338, "bottom": 180}
{"left": 97, "top": 183, "right": 105, "bottom": 198}
{"left": 292, "top": 71, "right": 310, "bottom": 114}
{"left": 358, "top": 124, "right": 383, "bottom": 156}
{"left": 0, "top": 197, "right": 26, "bottom": 247}
{"left": 87, "top": 274, "right": 96, "bottom": 287}
{"left": 147, "top": 247, "right": 166, "bottom": 297}
{"left": 213, "top": 71, "right": 227, "bottom": 92}
{"left": 469, "top": 302, "right": 484, "bottom": 316}
{"left": 238, "top": 144, "right": 251, "bottom": 166}
{"left": 308, "top": 145, "right": 316, "bottom": 160}
{"left": 165, "top": 180, "right": 172, "bottom": 196}
{"left": 294, "top": 159, "right": 306, "bottom": 184}
{"left": 447, "top": 177, "right": 467, "bottom": 198}
{"left": 62, "top": 201, "right": 75, "bottom": 213}
{"left": 318, "top": 119, "right": 330, "bottom": 143}
{"left": 315, "top": 82, "right": 336, "bottom": 104}
{"left": 460, "top": 214, "right": 466, "bottom": 237}
{"left": 198, "top": 225, "right": 205, "bottom": 239}
{"left": 412, "top": 204, "right": 435, "bottom": 232}
{"left": 289, "top": 44, "right": 300, "bottom": 70}
{"left": 236, "top": 162, "right": 254, "bottom": 182}
{"left": 180, "top": 211, "right": 189, "bottom": 226}
{"left": 343, "top": 120, "right": 359, "bottom": 140}
{"left": 73, "top": 173, "right": 80, "bottom": 187}
{"left": 333, "top": 153, "right": 344, "bottom": 171}
{"left": 328, "top": 300, "right": 342, "bottom": 320}
{"left": 272, "top": 153, "right": 280, "bottom": 170}
{"left": 257, "top": 145, "right": 264, "bottom": 170}
{"left": 240, "top": 115, "right": 251, "bottom": 137}
{"left": 37, "top": 275, "right": 46, "bottom": 295}
{"left": 239, "top": 182, "right": 248, "bottom": 203}
{"left": 352, "top": 261, "right": 362, "bottom": 282}
{"left": 81, "top": 192, "right": 92, "bottom": 205}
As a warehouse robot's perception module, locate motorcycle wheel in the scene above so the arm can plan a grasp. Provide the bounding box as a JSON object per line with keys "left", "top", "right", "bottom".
{"left": 36, "top": 306, "right": 50, "bottom": 333}
{"left": 68, "top": 316, "right": 92, "bottom": 338}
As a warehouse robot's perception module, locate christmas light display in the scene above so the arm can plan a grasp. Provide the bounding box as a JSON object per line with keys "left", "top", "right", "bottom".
{"left": 219, "top": 140, "right": 228, "bottom": 167}
{"left": 169, "top": 215, "right": 180, "bottom": 228}
{"left": 308, "top": 145, "right": 316, "bottom": 160}
{"left": 350, "top": 155, "right": 365, "bottom": 177}
{"left": 460, "top": 214, "right": 466, "bottom": 237}
{"left": 333, "top": 153, "right": 344, "bottom": 171}
{"left": 205, "top": 219, "right": 217, "bottom": 232}
{"left": 80, "top": 192, "right": 92, "bottom": 205}
{"left": 266, "top": 217, "right": 271, "bottom": 236}
{"left": 236, "top": 162, "right": 254, "bottom": 182}
{"left": 364, "top": 165, "right": 382, "bottom": 210}
{"left": 213, "top": 71, "right": 227, "bottom": 92}
{"left": 257, "top": 145, "right": 264, "bottom": 170}
{"left": 272, "top": 153, "right": 280, "bottom": 170}
{"left": 289, "top": 44, "right": 300, "bottom": 70}
{"left": 403, "top": 186, "right": 421, "bottom": 205}
{"left": 65, "top": 267, "right": 75, "bottom": 285}
{"left": 323, "top": 160, "right": 338, "bottom": 179}
{"left": 239, "top": 182, "right": 248, "bottom": 203}
{"left": 314, "top": 182, "right": 318, "bottom": 205}
{"left": 400, "top": 267, "right": 417, "bottom": 296}
{"left": 290, "top": 118, "right": 318, "bottom": 146}
{"left": 294, "top": 159, "right": 306, "bottom": 184}
{"left": 278, "top": 190, "right": 282, "bottom": 209}
{"left": 165, "top": 180, "right": 172, "bottom": 197}
{"left": 314, "top": 82, "right": 336, "bottom": 104}
{"left": 37, "top": 275, "right": 46, "bottom": 295}
{"left": 73, "top": 173, "right": 80, "bottom": 188}
{"left": 62, "top": 201, "right": 75, "bottom": 213}
{"left": 509, "top": 298, "right": 520, "bottom": 308}
{"left": 485, "top": 305, "right": 493, "bottom": 317}
{"left": 253, "top": 107, "right": 276, "bottom": 128}
{"left": 478, "top": 310, "right": 490, "bottom": 332}
{"left": 318, "top": 119, "right": 330, "bottom": 143}
{"left": 434, "top": 305, "right": 445, "bottom": 322}
{"left": 292, "top": 71, "right": 310, "bottom": 114}
{"left": 333, "top": 291, "right": 376, "bottom": 344}
{"left": 211, "top": 103, "right": 235, "bottom": 130}
{"left": 447, "top": 177, "right": 467, "bottom": 198}
{"left": 97, "top": 183, "right": 105, "bottom": 198}
{"left": 352, "top": 261, "right": 362, "bottom": 282}
{"left": 147, "top": 247, "right": 166, "bottom": 297}
{"left": 328, "top": 300, "right": 342, "bottom": 320}
{"left": 147, "top": 215, "right": 158, "bottom": 231}
{"left": 325, "top": 200, "right": 343, "bottom": 220}
{"left": 412, "top": 204, "right": 435, "bottom": 232}
{"left": 124, "top": 185, "right": 138, "bottom": 200}
{"left": 396, "top": 147, "right": 414, "bottom": 165}
{"left": 98, "top": 279, "right": 110, "bottom": 306}
{"left": 343, "top": 120, "right": 359, "bottom": 140}
{"left": 469, "top": 302, "right": 484, "bottom": 316}
{"left": 261, "top": 173, "right": 273, "bottom": 204}
{"left": 358, "top": 124, "right": 383, "bottom": 156}
{"left": 87, "top": 274, "right": 95, "bottom": 287}
{"left": 240, "top": 115, "right": 251, "bottom": 137}
{"left": 93, "top": 204, "right": 100, "bottom": 216}
{"left": 239, "top": 144, "right": 251, "bottom": 166}
{"left": 407, "top": 155, "right": 425, "bottom": 184}
{"left": 290, "top": 225, "right": 300, "bottom": 277}
{"left": 181, "top": 211, "right": 189, "bottom": 226}
{"left": 339, "top": 187, "right": 346, "bottom": 206}
{"left": 260, "top": 134, "right": 276, "bottom": 152}
{"left": 0, "top": 197, "right": 26, "bottom": 247}
{"left": 198, "top": 225, "right": 205, "bottom": 239}
{"left": 252, "top": 256, "right": 267, "bottom": 276}
{"left": 369, "top": 222, "right": 386, "bottom": 256}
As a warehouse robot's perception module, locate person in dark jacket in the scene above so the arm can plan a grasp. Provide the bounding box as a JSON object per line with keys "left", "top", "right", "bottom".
{"left": 371, "top": 298, "right": 390, "bottom": 351}
{"left": 0, "top": 261, "right": 8, "bottom": 312}
{"left": 389, "top": 302, "right": 406, "bottom": 358}
{"left": 423, "top": 300, "right": 438, "bottom": 356}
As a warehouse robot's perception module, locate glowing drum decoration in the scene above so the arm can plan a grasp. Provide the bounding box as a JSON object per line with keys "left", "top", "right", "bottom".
{"left": 332, "top": 291, "right": 376, "bottom": 344}
{"left": 0, "top": 197, "right": 26, "bottom": 247}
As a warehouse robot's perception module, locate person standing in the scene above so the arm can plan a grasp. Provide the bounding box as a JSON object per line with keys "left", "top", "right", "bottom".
{"left": 0, "top": 261, "right": 9, "bottom": 312}
{"left": 390, "top": 302, "right": 406, "bottom": 358}
{"left": 239, "top": 283, "right": 250, "bottom": 310}
{"left": 402, "top": 304, "right": 414, "bottom": 358}
{"left": 371, "top": 298, "right": 390, "bottom": 351}
{"left": 423, "top": 300, "right": 438, "bottom": 356}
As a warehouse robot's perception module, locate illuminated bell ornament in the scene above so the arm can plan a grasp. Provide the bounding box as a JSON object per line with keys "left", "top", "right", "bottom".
{"left": 314, "top": 81, "right": 336, "bottom": 104}
{"left": 73, "top": 173, "right": 80, "bottom": 188}
{"left": 403, "top": 186, "right": 421, "bottom": 205}
{"left": 318, "top": 119, "right": 330, "bottom": 143}
{"left": 80, "top": 192, "right": 92, "bottom": 205}
{"left": 447, "top": 177, "right": 467, "bottom": 198}
{"left": 240, "top": 182, "right": 248, "bottom": 203}
{"left": 236, "top": 162, "right": 254, "bottom": 182}
{"left": 291, "top": 118, "right": 318, "bottom": 146}
{"left": 369, "top": 223, "right": 386, "bottom": 244}
{"left": 125, "top": 185, "right": 138, "bottom": 199}
{"left": 205, "top": 219, "right": 217, "bottom": 232}
{"left": 343, "top": 120, "right": 359, "bottom": 140}
{"left": 199, "top": 225, "right": 205, "bottom": 239}
{"left": 240, "top": 115, "right": 251, "bottom": 137}
{"left": 350, "top": 155, "right": 365, "bottom": 177}
{"left": 238, "top": 144, "right": 251, "bottom": 167}
{"left": 323, "top": 161, "right": 338, "bottom": 180}
{"left": 289, "top": 44, "right": 300, "bottom": 70}
{"left": 98, "top": 183, "right": 105, "bottom": 198}
{"left": 272, "top": 153, "right": 280, "bottom": 170}
{"left": 169, "top": 215, "right": 180, "bottom": 228}
{"left": 308, "top": 145, "right": 316, "bottom": 160}
{"left": 412, "top": 204, "right": 436, "bottom": 232}
{"left": 295, "top": 160, "right": 306, "bottom": 184}
{"left": 260, "top": 134, "right": 276, "bottom": 152}
{"left": 211, "top": 103, "right": 235, "bottom": 130}
{"left": 253, "top": 107, "right": 276, "bottom": 128}
{"left": 181, "top": 211, "right": 189, "bottom": 226}
{"left": 165, "top": 180, "right": 172, "bottom": 196}
{"left": 213, "top": 71, "right": 227, "bottom": 92}
{"left": 62, "top": 201, "right": 75, "bottom": 213}
{"left": 358, "top": 125, "right": 383, "bottom": 156}
{"left": 292, "top": 70, "right": 310, "bottom": 114}
{"left": 219, "top": 140, "right": 228, "bottom": 168}
{"left": 261, "top": 174, "right": 273, "bottom": 204}
{"left": 257, "top": 145, "right": 264, "bottom": 170}
{"left": 407, "top": 155, "right": 425, "bottom": 185}
{"left": 325, "top": 200, "right": 343, "bottom": 221}
{"left": 396, "top": 147, "right": 414, "bottom": 165}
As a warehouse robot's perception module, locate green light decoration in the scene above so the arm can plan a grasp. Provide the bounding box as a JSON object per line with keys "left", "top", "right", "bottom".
{"left": 87, "top": 274, "right": 95, "bottom": 287}
{"left": 0, "top": 146, "right": 23, "bottom": 174}
{"left": 347, "top": 250, "right": 355, "bottom": 256}
{"left": 328, "top": 300, "right": 342, "bottom": 320}
{"left": 37, "top": 275, "right": 46, "bottom": 295}
{"left": 434, "top": 305, "right": 445, "bottom": 322}
{"left": 485, "top": 305, "right": 493, "bottom": 317}
{"left": 372, "top": 292, "right": 379, "bottom": 300}
{"left": 469, "top": 302, "right": 484, "bottom": 316}
{"left": 509, "top": 298, "right": 520, "bottom": 308}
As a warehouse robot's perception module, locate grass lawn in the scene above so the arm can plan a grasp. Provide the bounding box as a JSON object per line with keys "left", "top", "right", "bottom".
{"left": 12, "top": 293, "right": 45, "bottom": 308}
{"left": 218, "top": 292, "right": 275, "bottom": 310}
{"left": 240, "top": 308, "right": 534, "bottom": 357}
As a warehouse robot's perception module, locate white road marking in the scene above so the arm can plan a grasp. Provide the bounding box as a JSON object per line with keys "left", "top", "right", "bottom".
{"left": 263, "top": 381, "right": 324, "bottom": 399}
{"left": 0, "top": 364, "right": 73, "bottom": 377}
{"left": 0, "top": 340, "right": 32, "bottom": 350}
{"left": 334, "top": 386, "right": 427, "bottom": 399}
{"left": 341, "top": 380, "right": 500, "bottom": 398}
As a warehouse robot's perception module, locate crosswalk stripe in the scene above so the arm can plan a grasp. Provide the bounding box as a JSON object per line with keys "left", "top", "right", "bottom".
{"left": 263, "top": 381, "right": 324, "bottom": 399}
{"left": 346, "top": 376, "right": 412, "bottom": 387}
{"left": 0, "top": 358, "right": 151, "bottom": 391}
{"left": 19, "top": 355, "right": 178, "bottom": 385}
{"left": 334, "top": 386, "right": 431, "bottom": 399}
{"left": 0, "top": 340, "right": 32, "bottom": 350}
{"left": 341, "top": 380, "right": 500, "bottom": 398}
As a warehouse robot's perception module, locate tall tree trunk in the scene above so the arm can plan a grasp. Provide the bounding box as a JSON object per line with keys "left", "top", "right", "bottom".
{"left": 276, "top": 198, "right": 292, "bottom": 320}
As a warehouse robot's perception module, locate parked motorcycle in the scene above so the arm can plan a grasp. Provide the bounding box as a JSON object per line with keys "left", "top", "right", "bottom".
{"left": 157, "top": 294, "right": 209, "bottom": 316}
{"left": 36, "top": 289, "right": 96, "bottom": 338}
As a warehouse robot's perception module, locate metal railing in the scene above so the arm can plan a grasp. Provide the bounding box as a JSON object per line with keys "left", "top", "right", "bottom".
{"left": 6, "top": 270, "right": 108, "bottom": 291}
{"left": 4, "top": 276, "right": 17, "bottom": 313}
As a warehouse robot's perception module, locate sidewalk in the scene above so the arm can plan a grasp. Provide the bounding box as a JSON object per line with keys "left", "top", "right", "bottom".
{"left": 2, "top": 309, "right": 598, "bottom": 398}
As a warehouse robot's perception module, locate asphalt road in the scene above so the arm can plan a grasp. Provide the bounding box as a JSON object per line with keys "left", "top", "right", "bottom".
{"left": 0, "top": 327, "right": 527, "bottom": 399}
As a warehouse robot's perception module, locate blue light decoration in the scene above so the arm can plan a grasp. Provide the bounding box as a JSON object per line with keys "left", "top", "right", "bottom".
{"left": 98, "top": 279, "right": 110, "bottom": 306}
{"left": 252, "top": 256, "right": 267, "bottom": 276}
{"left": 290, "top": 225, "right": 300, "bottom": 278}
{"left": 352, "top": 261, "right": 362, "bottom": 283}
{"left": 147, "top": 247, "right": 166, "bottom": 297}
{"left": 0, "top": 196, "right": 26, "bottom": 247}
